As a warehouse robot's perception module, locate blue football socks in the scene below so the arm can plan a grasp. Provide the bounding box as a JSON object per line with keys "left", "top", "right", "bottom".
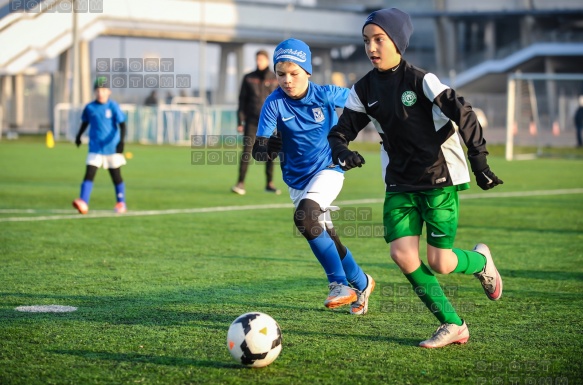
{"left": 341, "top": 248, "right": 368, "bottom": 291}
{"left": 115, "top": 182, "right": 125, "bottom": 203}
{"left": 307, "top": 231, "right": 348, "bottom": 285}
{"left": 80, "top": 180, "right": 93, "bottom": 203}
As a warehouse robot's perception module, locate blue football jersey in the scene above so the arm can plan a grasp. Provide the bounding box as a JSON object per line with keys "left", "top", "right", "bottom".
{"left": 257, "top": 83, "right": 349, "bottom": 190}
{"left": 81, "top": 100, "right": 126, "bottom": 155}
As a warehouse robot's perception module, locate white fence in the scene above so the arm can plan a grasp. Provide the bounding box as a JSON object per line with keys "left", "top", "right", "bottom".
{"left": 505, "top": 73, "right": 583, "bottom": 160}
{"left": 54, "top": 103, "right": 238, "bottom": 145}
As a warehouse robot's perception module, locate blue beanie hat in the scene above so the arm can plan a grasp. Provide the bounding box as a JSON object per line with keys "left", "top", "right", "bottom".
{"left": 363, "top": 8, "right": 413, "bottom": 54}
{"left": 273, "top": 38, "right": 312, "bottom": 75}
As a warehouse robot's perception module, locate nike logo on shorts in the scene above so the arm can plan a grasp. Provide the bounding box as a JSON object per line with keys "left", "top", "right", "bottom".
{"left": 431, "top": 232, "right": 447, "bottom": 238}
{"left": 368, "top": 101, "right": 378, "bottom": 107}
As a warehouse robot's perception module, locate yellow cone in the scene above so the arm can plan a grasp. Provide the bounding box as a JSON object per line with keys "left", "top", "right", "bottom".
{"left": 46, "top": 131, "right": 55, "bottom": 148}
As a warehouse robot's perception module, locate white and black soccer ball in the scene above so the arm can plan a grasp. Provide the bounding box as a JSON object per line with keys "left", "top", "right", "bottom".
{"left": 227, "top": 312, "right": 282, "bottom": 368}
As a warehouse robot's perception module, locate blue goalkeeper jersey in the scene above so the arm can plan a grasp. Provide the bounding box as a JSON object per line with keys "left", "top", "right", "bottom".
{"left": 257, "top": 82, "right": 349, "bottom": 190}
{"left": 81, "top": 99, "right": 126, "bottom": 155}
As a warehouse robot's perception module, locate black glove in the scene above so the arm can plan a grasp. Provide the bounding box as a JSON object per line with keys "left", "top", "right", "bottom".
{"left": 75, "top": 136, "right": 82, "bottom": 147}
{"left": 474, "top": 167, "right": 503, "bottom": 190}
{"left": 116, "top": 141, "right": 124, "bottom": 154}
{"left": 336, "top": 149, "right": 365, "bottom": 171}
{"left": 267, "top": 133, "right": 282, "bottom": 160}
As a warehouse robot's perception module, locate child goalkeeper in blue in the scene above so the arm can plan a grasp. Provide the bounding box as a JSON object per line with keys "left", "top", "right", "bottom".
{"left": 72, "top": 77, "right": 127, "bottom": 214}
{"left": 252, "top": 38, "right": 375, "bottom": 314}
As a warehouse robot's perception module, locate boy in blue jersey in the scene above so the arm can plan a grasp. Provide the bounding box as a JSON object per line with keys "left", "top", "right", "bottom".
{"left": 72, "top": 77, "right": 127, "bottom": 214}
{"left": 252, "top": 38, "right": 375, "bottom": 314}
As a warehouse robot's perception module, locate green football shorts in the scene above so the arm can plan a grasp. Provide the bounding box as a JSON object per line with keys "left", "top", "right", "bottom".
{"left": 383, "top": 186, "right": 460, "bottom": 249}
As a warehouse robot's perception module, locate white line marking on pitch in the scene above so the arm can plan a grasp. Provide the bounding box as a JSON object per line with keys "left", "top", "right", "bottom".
{"left": 1, "top": 188, "right": 582, "bottom": 223}
{"left": 14, "top": 305, "right": 77, "bottom": 313}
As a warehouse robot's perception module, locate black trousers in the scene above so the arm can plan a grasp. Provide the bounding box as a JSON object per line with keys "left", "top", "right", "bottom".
{"left": 238, "top": 122, "right": 274, "bottom": 184}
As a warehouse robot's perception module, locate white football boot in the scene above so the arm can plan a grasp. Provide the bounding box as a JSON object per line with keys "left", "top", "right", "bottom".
{"left": 419, "top": 321, "right": 469, "bottom": 348}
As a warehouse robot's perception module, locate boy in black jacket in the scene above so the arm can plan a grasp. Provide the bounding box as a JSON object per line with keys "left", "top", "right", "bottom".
{"left": 328, "top": 8, "right": 504, "bottom": 348}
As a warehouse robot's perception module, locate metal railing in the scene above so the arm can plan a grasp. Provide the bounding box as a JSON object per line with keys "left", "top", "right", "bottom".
{"left": 53, "top": 103, "right": 238, "bottom": 145}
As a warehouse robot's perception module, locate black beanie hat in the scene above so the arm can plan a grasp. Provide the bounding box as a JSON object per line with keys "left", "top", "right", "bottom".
{"left": 362, "top": 8, "right": 413, "bottom": 55}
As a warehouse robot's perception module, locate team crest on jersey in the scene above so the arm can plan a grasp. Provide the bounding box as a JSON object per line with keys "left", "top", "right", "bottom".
{"left": 105, "top": 109, "right": 112, "bottom": 119}
{"left": 401, "top": 91, "right": 417, "bottom": 107}
{"left": 312, "top": 107, "right": 324, "bottom": 123}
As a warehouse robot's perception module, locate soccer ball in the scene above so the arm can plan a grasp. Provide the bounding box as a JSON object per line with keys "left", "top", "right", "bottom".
{"left": 227, "top": 312, "right": 282, "bottom": 368}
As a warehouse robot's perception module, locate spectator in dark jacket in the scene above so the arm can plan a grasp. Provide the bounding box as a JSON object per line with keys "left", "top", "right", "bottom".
{"left": 232, "top": 50, "right": 280, "bottom": 195}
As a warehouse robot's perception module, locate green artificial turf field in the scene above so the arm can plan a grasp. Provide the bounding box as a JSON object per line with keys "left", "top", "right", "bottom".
{"left": 1, "top": 138, "right": 582, "bottom": 385}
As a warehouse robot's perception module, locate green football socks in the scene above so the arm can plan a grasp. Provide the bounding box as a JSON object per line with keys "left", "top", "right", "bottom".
{"left": 405, "top": 262, "right": 463, "bottom": 326}
{"left": 452, "top": 248, "right": 486, "bottom": 274}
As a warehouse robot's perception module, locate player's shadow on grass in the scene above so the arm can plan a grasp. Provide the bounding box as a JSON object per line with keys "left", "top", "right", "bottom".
{"left": 1, "top": 276, "right": 401, "bottom": 329}
{"left": 0, "top": 275, "right": 328, "bottom": 328}
{"left": 284, "top": 329, "right": 419, "bottom": 347}
{"left": 0, "top": 291, "right": 236, "bottom": 329}
{"left": 50, "top": 349, "right": 241, "bottom": 369}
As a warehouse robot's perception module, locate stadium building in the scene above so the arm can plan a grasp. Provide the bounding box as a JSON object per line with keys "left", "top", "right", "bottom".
{"left": 0, "top": 0, "right": 582, "bottom": 149}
